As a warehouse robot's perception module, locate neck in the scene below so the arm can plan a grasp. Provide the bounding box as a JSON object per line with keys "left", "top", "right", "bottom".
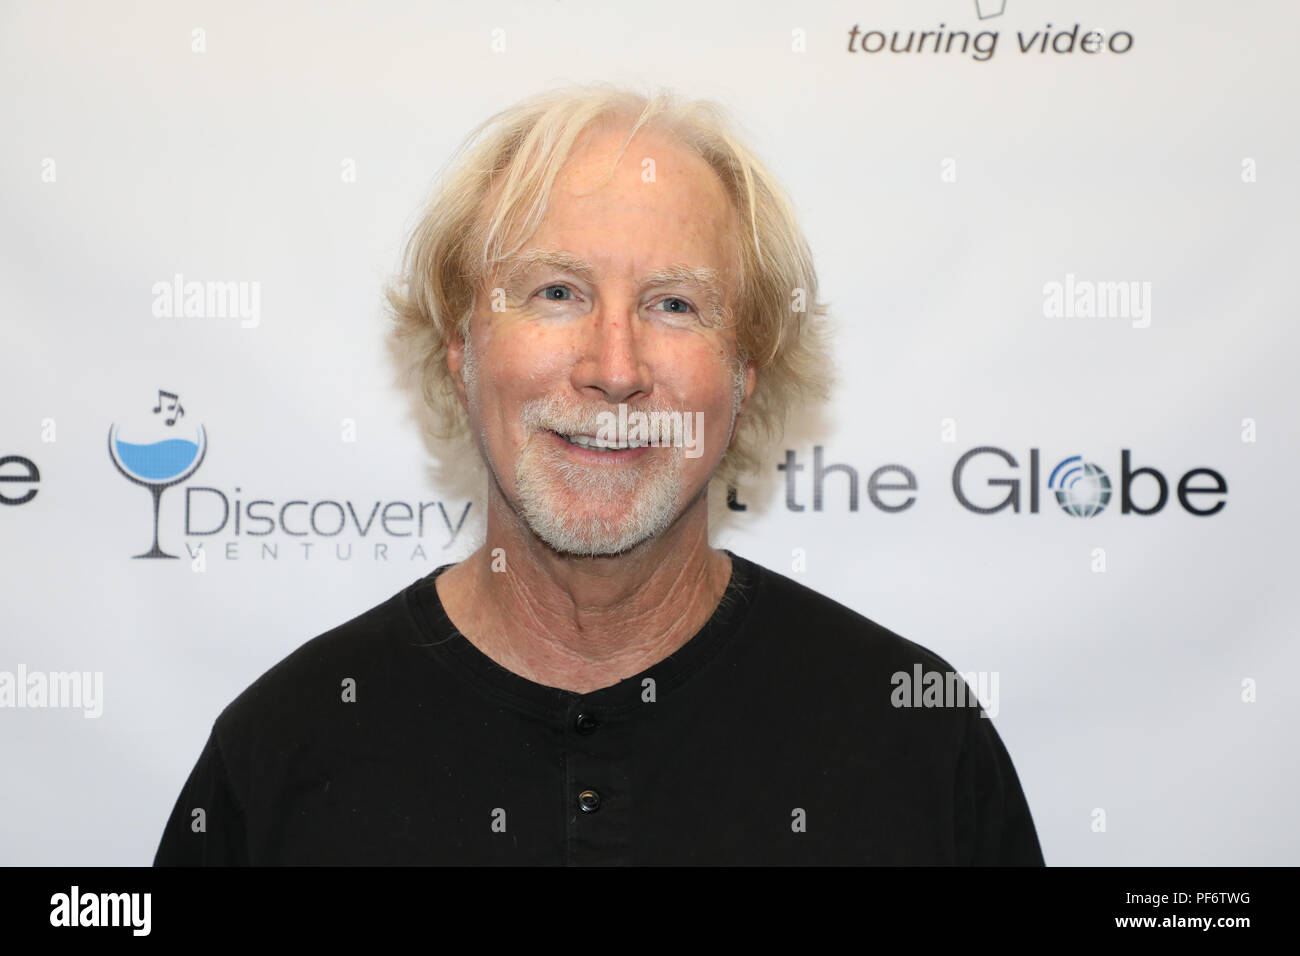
{"left": 436, "top": 484, "right": 732, "bottom": 694}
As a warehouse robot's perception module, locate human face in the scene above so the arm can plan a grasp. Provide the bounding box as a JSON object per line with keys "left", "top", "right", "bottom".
{"left": 453, "top": 122, "right": 755, "bottom": 557}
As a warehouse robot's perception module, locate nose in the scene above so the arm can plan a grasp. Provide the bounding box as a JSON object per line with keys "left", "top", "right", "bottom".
{"left": 570, "top": 306, "right": 653, "bottom": 406}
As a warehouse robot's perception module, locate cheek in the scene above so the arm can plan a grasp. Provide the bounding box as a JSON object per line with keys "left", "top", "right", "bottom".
{"left": 493, "top": 322, "right": 574, "bottom": 377}
{"left": 659, "top": 359, "right": 735, "bottom": 455}
{"left": 474, "top": 329, "right": 571, "bottom": 440}
{"left": 677, "top": 349, "right": 735, "bottom": 406}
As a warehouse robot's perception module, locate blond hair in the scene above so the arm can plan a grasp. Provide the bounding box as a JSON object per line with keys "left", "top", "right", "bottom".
{"left": 385, "top": 83, "right": 832, "bottom": 487}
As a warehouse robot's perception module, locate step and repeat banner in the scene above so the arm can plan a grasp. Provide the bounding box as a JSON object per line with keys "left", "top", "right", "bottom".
{"left": 2, "top": 0, "right": 1296, "bottom": 866}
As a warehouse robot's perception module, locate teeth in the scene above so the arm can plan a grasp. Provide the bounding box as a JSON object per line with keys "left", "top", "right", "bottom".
{"left": 560, "top": 432, "right": 647, "bottom": 451}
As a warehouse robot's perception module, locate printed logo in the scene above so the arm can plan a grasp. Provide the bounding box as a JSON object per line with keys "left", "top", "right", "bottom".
{"left": 108, "top": 389, "right": 207, "bottom": 558}
{"left": 1048, "top": 456, "right": 1112, "bottom": 517}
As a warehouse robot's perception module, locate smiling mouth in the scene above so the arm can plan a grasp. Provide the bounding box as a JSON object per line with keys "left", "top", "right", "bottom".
{"left": 548, "top": 430, "right": 650, "bottom": 452}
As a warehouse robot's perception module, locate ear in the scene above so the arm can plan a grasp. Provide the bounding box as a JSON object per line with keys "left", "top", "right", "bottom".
{"left": 738, "top": 361, "right": 757, "bottom": 416}
{"left": 446, "top": 326, "right": 469, "bottom": 412}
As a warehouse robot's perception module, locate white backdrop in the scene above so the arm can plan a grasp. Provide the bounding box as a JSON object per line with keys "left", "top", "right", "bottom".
{"left": 2, "top": 0, "right": 1297, "bottom": 866}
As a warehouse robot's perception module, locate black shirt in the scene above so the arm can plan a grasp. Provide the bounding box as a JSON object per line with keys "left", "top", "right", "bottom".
{"left": 153, "top": 551, "right": 1045, "bottom": 865}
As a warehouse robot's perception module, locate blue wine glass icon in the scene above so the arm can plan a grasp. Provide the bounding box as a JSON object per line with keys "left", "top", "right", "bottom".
{"left": 108, "top": 414, "right": 207, "bottom": 559}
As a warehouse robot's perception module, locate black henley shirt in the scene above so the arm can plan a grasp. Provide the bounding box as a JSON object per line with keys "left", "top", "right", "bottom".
{"left": 153, "top": 550, "right": 1045, "bottom": 865}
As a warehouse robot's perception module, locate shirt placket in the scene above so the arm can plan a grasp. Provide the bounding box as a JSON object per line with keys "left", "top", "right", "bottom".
{"left": 562, "top": 697, "right": 633, "bottom": 865}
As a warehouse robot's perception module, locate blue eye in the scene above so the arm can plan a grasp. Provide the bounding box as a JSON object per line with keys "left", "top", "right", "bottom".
{"left": 540, "top": 285, "right": 572, "bottom": 301}
{"left": 657, "top": 297, "right": 695, "bottom": 314}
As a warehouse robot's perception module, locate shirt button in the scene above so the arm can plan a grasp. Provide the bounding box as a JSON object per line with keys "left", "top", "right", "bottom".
{"left": 574, "top": 713, "right": 599, "bottom": 735}
{"left": 578, "top": 789, "right": 601, "bottom": 813}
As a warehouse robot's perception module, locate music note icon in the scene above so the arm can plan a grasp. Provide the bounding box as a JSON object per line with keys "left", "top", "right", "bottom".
{"left": 151, "top": 389, "right": 185, "bottom": 426}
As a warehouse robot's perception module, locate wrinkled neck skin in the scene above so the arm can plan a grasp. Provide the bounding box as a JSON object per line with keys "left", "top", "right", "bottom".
{"left": 435, "top": 479, "right": 733, "bottom": 695}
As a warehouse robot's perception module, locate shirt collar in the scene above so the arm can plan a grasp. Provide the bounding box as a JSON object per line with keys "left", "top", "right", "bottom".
{"left": 404, "top": 549, "right": 759, "bottom": 718}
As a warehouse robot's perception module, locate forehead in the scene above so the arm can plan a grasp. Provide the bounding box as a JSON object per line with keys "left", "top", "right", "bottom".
{"left": 524, "top": 121, "right": 741, "bottom": 285}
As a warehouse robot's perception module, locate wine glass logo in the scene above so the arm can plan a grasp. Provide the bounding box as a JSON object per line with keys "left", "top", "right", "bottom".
{"left": 108, "top": 390, "right": 208, "bottom": 559}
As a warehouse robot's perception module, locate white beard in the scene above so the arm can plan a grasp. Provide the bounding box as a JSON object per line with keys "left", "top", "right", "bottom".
{"left": 510, "top": 363, "right": 746, "bottom": 557}
{"left": 514, "top": 428, "right": 684, "bottom": 557}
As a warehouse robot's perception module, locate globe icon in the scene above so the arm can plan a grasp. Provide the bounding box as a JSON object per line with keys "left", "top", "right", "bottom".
{"left": 1053, "top": 461, "right": 1111, "bottom": 517}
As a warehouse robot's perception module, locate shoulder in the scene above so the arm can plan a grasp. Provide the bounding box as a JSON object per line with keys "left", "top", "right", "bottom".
{"left": 738, "top": 553, "right": 963, "bottom": 676}
{"left": 734, "top": 554, "right": 985, "bottom": 751}
{"left": 210, "top": 577, "right": 428, "bottom": 749}
{"left": 730, "top": 556, "right": 1020, "bottom": 819}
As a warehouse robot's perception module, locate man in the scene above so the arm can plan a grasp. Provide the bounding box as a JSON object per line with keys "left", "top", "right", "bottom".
{"left": 154, "top": 85, "right": 1044, "bottom": 865}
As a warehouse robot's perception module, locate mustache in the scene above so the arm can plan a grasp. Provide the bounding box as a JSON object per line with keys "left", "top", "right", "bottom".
{"left": 519, "top": 395, "right": 685, "bottom": 435}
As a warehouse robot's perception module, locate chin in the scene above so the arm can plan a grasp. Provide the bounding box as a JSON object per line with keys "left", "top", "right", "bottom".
{"left": 525, "top": 490, "right": 683, "bottom": 557}
{"left": 514, "top": 465, "right": 684, "bottom": 559}
{"left": 533, "top": 524, "right": 660, "bottom": 558}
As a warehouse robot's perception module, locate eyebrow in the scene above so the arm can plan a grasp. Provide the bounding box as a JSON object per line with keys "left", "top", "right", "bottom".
{"left": 498, "top": 248, "right": 730, "bottom": 325}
